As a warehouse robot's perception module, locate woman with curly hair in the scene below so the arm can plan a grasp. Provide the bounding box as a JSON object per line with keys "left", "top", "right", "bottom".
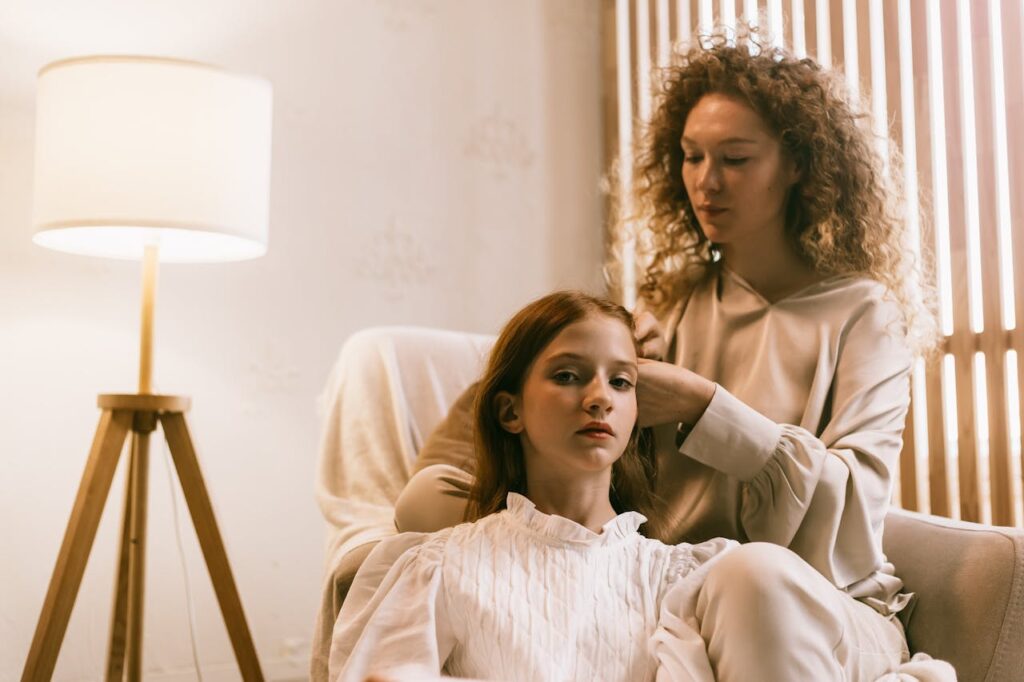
{"left": 387, "top": 27, "right": 952, "bottom": 681}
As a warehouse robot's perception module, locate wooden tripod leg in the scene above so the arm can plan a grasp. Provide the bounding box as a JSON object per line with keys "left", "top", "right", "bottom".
{"left": 125, "top": 429, "right": 150, "bottom": 682}
{"left": 106, "top": 436, "right": 137, "bottom": 681}
{"left": 160, "top": 412, "right": 264, "bottom": 682}
{"left": 22, "top": 409, "right": 133, "bottom": 682}
{"left": 107, "top": 426, "right": 153, "bottom": 682}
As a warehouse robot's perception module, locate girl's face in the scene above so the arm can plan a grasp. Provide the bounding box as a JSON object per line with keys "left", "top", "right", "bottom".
{"left": 680, "top": 92, "right": 800, "bottom": 248}
{"left": 498, "top": 314, "right": 639, "bottom": 479}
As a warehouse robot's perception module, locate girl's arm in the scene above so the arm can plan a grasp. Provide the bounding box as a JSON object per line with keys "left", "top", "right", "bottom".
{"left": 329, "top": 531, "right": 457, "bottom": 682}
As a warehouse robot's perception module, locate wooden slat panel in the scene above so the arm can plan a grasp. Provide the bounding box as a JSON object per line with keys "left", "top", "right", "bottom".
{"left": 602, "top": 0, "right": 621, "bottom": 183}
{"left": 881, "top": 0, "right": 902, "bottom": 139}
{"left": 940, "top": 0, "right": 980, "bottom": 522}
{"left": 675, "top": 0, "right": 693, "bottom": 41}
{"left": 629, "top": 0, "right": 642, "bottom": 123}
{"left": 855, "top": 0, "right": 872, "bottom": 104}
{"left": 846, "top": 0, "right": 862, "bottom": 97}
{"left": 803, "top": 0, "right": 819, "bottom": 62}
{"left": 811, "top": 0, "right": 829, "bottom": 64}
{"left": 900, "top": 393, "right": 920, "bottom": 510}
{"left": 829, "top": 0, "right": 845, "bottom": 72}
{"left": 1002, "top": 0, "right": 1024, "bottom": 519}
{"left": 707, "top": 0, "right": 721, "bottom": 32}
{"left": 783, "top": 0, "right": 794, "bottom": 44}
{"left": 881, "top": 0, "right": 918, "bottom": 511}
{"left": 635, "top": 0, "right": 654, "bottom": 123}
{"left": 970, "top": 0, "right": 1013, "bottom": 526}
{"left": 725, "top": 0, "right": 741, "bottom": 35}
{"left": 927, "top": 357, "right": 950, "bottom": 515}
{"left": 755, "top": 0, "right": 768, "bottom": 29}
{"left": 667, "top": 0, "right": 678, "bottom": 46}
{"left": 909, "top": 0, "right": 949, "bottom": 516}
{"left": 789, "top": 0, "right": 807, "bottom": 56}
{"left": 602, "top": 0, "right": 626, "bottom": 303}
{"left": 655, "top": 0, "right": 673, "bottom": 66}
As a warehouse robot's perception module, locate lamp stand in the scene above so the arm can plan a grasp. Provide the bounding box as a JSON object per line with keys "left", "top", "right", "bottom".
{"left": 22, "top": 249, "right": 264, "bottom": 682}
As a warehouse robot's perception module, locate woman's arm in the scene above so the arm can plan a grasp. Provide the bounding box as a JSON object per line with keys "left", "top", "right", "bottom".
{"left": 640, "top": 297, "right": 912, "bottom": 588}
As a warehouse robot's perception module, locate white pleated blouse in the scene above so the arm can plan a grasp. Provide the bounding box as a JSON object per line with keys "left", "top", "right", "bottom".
{"left": 328, "top": 493, "right": 735, "bottom": 681}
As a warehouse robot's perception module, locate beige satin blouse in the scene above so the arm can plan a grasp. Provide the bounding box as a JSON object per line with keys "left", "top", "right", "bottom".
{"left": 653, "top": 264, "right": 913, "bottom": 614}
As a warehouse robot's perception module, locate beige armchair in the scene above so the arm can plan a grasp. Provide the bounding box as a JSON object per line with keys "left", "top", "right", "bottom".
{"left": 312, "top": 327, "right": 1024, "bottom": 682}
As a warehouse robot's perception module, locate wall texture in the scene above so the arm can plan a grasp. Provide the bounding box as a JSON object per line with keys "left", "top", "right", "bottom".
{"left": 0, "top": 1, "right": 604, "bottom": 679}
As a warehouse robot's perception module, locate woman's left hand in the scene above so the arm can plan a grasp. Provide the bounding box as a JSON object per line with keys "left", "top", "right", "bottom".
{"left": 636, "top": 358, "right": 716, "bottom": 428}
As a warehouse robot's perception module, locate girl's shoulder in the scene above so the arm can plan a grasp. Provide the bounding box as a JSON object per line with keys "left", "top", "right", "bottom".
{"left": 367, "top": 525, "right": 459, "bottom": 569}
{"left": 639, "top": 536, "right": 741, "bottom": 582}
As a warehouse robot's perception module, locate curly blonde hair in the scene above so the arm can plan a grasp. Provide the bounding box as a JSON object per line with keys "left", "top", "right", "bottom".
{"left": 609, "top": 26, "right": 938, "bottom": 354}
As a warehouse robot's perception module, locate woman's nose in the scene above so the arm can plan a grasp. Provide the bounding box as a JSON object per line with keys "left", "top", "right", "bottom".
{"left": 696, "top": 161, "right": 722, "bottom": 194}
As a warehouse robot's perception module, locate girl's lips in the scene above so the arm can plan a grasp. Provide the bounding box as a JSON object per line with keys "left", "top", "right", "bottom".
{"left": 577, "top": 429, "right": 613, "bottom": 440}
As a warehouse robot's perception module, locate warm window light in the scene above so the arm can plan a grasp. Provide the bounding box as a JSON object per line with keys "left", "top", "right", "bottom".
{"left": 32, "top": 55, "right": 271, "bottom": 263}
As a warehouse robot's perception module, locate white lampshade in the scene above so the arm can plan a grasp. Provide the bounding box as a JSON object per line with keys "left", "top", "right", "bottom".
{"left": 32, "top": 56, "right": 272, "bottom": 263}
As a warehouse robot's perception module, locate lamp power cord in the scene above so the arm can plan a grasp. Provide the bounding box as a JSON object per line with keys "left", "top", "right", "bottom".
{"left": 161, "top": 439, "right": 205, "bottom": 682}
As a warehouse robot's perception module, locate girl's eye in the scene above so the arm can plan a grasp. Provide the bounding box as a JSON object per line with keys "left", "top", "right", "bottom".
{"left": 723, "top": 157, "right": 749, "bottom": 165}
{"left": 552, "top": 370, "right": 578, "bottom": 384}
{"left": 610, "top": 376, "right": 635, "bottom": 390}
{"left": 683, "top": 154, "right": 703, "bottom": 164}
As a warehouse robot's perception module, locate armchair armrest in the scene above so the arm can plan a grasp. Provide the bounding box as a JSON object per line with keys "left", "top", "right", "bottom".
{"left": 883, "top": 509, "right": 1024, "bottom": 682}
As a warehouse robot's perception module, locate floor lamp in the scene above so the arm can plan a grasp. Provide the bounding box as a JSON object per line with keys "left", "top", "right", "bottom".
{"left": 22, "top": 56, "right": 272, "bottom": 681}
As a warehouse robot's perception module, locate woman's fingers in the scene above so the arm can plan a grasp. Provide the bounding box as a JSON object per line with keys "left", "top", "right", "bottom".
{"left": 634, "top": 311, "right": 667, "bottom": 360}
{"left": 636, "top": 359, "right": 715, "bottom": 427}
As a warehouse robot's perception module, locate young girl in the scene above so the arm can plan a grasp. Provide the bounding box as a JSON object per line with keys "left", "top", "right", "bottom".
{"left": 328, "top": 291, "right": 734, "bottom": 681}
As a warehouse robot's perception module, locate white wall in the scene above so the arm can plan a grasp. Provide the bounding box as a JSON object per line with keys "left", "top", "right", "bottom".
{"left": 0, "top": 1, "right": 604, "bottom": 679}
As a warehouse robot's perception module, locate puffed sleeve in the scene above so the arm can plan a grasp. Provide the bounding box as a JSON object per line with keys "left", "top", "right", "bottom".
{"left": 678, "top": 296, "right": 912, "bottom": 588}
{"left": 328, "top": 530, "right": 457, "bottom": 682}
{"left": 650, "top": 539, "right": 738, "bottom": 682}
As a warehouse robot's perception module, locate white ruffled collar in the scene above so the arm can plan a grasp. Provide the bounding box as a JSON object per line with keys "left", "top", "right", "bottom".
{"left": 503, "top": 492, "right": 646, "bottom": 547}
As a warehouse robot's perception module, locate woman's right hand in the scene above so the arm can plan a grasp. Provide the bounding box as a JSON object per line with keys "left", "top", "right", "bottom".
{"left": 636, "top": 358, "right": 715, "bottom": 427}
{"left": 634, "top": 311, "right": 667, "bottom": 360}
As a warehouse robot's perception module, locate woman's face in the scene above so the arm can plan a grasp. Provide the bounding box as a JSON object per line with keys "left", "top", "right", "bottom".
{"left": 501, "top": 314, "right": 639, "bottom": 479}
{"left": 680, "top": 92, "right": 800, "bottom": 247}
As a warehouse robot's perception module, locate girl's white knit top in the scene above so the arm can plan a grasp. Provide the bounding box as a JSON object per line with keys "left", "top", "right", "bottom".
{"left": 328, "top": 493, "right": 735, "bottom": 681}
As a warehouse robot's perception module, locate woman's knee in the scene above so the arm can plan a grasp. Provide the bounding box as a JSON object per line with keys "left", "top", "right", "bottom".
{"left": 394, "top": 464, "right": 473, "bottom": 533}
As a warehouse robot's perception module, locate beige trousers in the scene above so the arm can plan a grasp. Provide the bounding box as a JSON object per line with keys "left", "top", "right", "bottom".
{"left": 396, "top": 464, "right": 910, "bottom": 682}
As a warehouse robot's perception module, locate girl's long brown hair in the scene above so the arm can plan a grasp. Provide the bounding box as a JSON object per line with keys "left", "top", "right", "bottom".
{"left": 464, "top": 290, "right": 662, "bottom": 537}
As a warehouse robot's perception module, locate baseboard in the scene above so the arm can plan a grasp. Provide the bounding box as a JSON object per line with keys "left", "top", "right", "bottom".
{"left": 144, "top": 657, "right": 307, "bottom": 682}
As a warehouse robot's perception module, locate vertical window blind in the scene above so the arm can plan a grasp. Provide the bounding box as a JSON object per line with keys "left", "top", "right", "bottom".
{"left": 603, "top": 0, "right": 1024, "bottom": 527}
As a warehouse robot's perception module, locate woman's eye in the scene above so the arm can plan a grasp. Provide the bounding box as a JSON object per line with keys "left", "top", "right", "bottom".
{"left": 683, "top": 154, "right": 703, "bottom": 164}
{"left": 610, "top": 377, "right": 635, "bottom": 390}
{"left": 723, "top": 157, "right": 749, "bottom": 165}
{"left": 552, "top": 371, "right": 577, "bottom": 384}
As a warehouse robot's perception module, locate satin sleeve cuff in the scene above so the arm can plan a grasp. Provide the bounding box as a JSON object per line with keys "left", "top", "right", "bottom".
{"left": 678, "top": 384, "right": 783, "bottom": 481}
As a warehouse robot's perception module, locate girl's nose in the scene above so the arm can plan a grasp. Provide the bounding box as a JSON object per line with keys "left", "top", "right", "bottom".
{"left": 584, "top": 380, "right": 612, "bottom": 414}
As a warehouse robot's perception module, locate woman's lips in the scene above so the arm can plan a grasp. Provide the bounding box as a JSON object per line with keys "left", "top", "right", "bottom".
{"left": 698, "top": 205, "right": 727, "bottom": 216}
